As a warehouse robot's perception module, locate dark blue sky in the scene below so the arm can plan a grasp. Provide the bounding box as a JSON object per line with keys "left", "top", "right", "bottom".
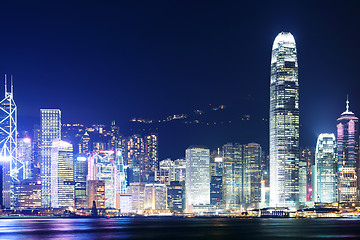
{"left": 0, "top": 1, "right": 360, "bottom": 149}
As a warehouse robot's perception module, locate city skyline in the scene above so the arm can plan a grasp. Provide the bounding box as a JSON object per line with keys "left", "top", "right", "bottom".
{"left": 3, "top": 3, "right": 360, "bottom": 239}
{"left": 0, "top": 2, "right": 359, "bottom": 156}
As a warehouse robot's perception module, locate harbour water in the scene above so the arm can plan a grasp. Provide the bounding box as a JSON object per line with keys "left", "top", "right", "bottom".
{"left": 1, "top": 217, "right": 360, "bottom": 239}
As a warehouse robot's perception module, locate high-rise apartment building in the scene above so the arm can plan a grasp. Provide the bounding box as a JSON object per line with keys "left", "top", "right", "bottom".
{"left": 185, "top": 146, "right": 210, "bottom": 212}
{"left": 337, "top": 99, "right": 359, "bottom": 202}
{"left": 40, "top": 109, "right": 61, "bottom": 208}
{"left": 51, "top": 140, "right": 74, "bottom": 209}
{"left": 145, "top": 134, "right": 158, "bottom": 172}
{"left": 269, "top": 32, "right": 300, "bottom": 208}
{"left": 314, "top": 133, "right": 337, "bottom": 203}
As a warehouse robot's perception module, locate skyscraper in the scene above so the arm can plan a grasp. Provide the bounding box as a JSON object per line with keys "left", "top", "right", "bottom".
{"left": 17, "top": 137, "right": 32, "bottom": 180}
{"left": 51, "top": 140, "right": 74, "bottom": 209}
{"left": 314, "top": 133, "right": 337, "bottom": 203}
{"left": 337, "top": 98, "right": 359, "bottom": 202}
{"left": 185, "top": 146, "right": 210, "bottom": 212}
{"left": 74, "top": 155, "right": 88, "bottom": 209}
{"left": 243, "top": 143, "right": 262, "bottom": 207}
{"left": 299, "top": 148, "right": 315, "bottom": 203}
{"left": 87, "top": 180, "right": 105, "bottom": 209}
{"left": 87, "top": 150, "right": 118, "bottom": 208}
{"left": 210, "top": 150, "right": 223, "bottom": 206}
{"left": 144, "top": 183, "right": 167, "bottom": 211}
{"left": 40, "top": 109, "right": 61, "bottom": 208}
{"left": 222, "top": 143, "right": 243, "bottom": 209}
{"left": 270, "top": 32, "right": 300, "bottom": 208}
{"left": 78, "top": 132, "right": 90, "bottom": 154}
{"left": 167, "top": 181, "right": 184, "bottom": 213}
{"left": 145, "top": 134, "right": 158, "bottom": 173}
{"left": 0, "top": 75, "right": 18, "bottom": 208}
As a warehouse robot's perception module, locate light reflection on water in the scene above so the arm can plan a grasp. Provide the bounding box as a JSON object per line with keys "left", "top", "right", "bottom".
{"left": 0, "top": 218, "right": 360, "bottom": 239}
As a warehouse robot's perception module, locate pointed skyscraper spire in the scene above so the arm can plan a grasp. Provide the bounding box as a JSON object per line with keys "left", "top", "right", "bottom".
{"left": 11, "top": 75, "right": 13, "bottom": 95}
{"left": 342, "top": 95, "right": 354, "bottom": 115}
{"left": 4, "top": 74, "right": 7, "bottom": 94}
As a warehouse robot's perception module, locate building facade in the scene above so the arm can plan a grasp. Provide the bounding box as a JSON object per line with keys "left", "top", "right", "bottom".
{"left": 16, "top": 180, "right": 42, "bottom": 209}
{"left": 269, "top": 32, "right": 300, "bottom": 208}
{"left": 144, "top": 183, "right": 167, "bottom": 211}
{"left": 337, "top": 99, "right": 359, "bottom": 202}
{"left": 185, "top": 146, "right": 210, "bottom": 211}
{"left": 87, "top": 180, "right": 105, "bottom": 209}
{"left": 314, "top": 133, "right": 337, "bottom": 203}
{"left": 127, "top": 182, "right": 145, "bottom": 213}
{"left": 0, "top": 76, "right": 18, "bottom": 208}
{"left": 74, "top": 155, "right": 88, "bottom": 209}
{"left": 210, "top": 150, "right": 223, "bottom": 206}
{"left": 244, "top": 143, "right": 262, "bottom": 207}
{"left": 222, "top": 143, "right": 243, "bottom": 209}
{"left": 299, "top": 147, "right": 315, "bottom": 203}
{"left": 87, "top": 150, "right": 117, "bottom": 208}
{"left": 167, "top": 181, "right": 184, "bottom": 213}
{"left": 51, "top": 140, "right": 74, "bottom": 209}
{"left": 40, "top": 109, "right": 61, "bottom": 208}
{"left": 17, "top": 137, "right": 32, "bottom": 180}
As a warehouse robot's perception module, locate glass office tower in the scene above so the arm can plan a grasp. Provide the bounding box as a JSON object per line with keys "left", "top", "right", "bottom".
{"left": 40, "top": 109, "right": 61, "bottom": 208}
{"left": 337, "top": 99, "right": 359, "bottom": 202}
{"left": 269, "top": 32, "right": 299, "bottom": 208}
{"left": 314, "top": 133, "right": 337, "bottom": 203}
{"left": 185, "top": 146, "right": 210, "bottom": 212}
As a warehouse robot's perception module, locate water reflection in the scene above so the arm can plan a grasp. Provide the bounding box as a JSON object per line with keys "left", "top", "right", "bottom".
{"left": 0, "top": 218, "right": 360, "bottom": 239}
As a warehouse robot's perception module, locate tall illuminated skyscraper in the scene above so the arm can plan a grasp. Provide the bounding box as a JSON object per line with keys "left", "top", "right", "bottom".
{"left": 78, "top": 132, "right": 90, "bottom": 154}
{"left": 299, "top": 148, "right": 315, "bottom": 203}
{"left": 185, "top": 146, "right": 210, "bottom": 212}
{"left": 337, "top": 98, "right": 359, "bottom": 202}
{"left": 0, "top": 75, "right": 19, "bottom": 208}
{"left": 74, "top": 155, "right": 88, "bottom": 209}
{"left": 243, "top": 143, "right": 262, "bottom": 207}
{"left": 222, "top": 143, "right": 243, "bottom": 209}
{"left": 146, "top": 134, "right": 158, "bottom": 173}
{"left": 51, "top": 140, "right": 74, "bottom": 208}
{"left": 40, "top": 109, "right": 61, "bottom": 208}
{"left": 269, "top": 32, "right": 299, "bottom": 208}
{"left": 314, "top": 133, "right": 337, "bottom": 203}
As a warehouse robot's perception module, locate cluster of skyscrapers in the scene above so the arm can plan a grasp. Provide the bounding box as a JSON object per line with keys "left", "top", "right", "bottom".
{"left": 270, "top": 32, "right": 360, "bottom": 209}
{"left": 0, "top": 31, "right": 359, "bottom": 215}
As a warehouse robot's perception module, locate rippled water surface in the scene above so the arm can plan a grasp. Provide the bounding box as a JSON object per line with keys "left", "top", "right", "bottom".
{"left": 1, "top": 217, "right": 360, "bottom": 239}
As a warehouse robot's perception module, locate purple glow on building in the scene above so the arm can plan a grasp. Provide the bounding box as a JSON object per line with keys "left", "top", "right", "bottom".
{"left": 337, "top": 123, "right": 344, "bottom": 137}
{"left": 349, "top": 120, "right": 355, "bottom": 134}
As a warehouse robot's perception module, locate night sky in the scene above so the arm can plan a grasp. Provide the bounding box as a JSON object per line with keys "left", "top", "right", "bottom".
{"left": 1, "top": 1, "right": 360, "bottom": 157}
